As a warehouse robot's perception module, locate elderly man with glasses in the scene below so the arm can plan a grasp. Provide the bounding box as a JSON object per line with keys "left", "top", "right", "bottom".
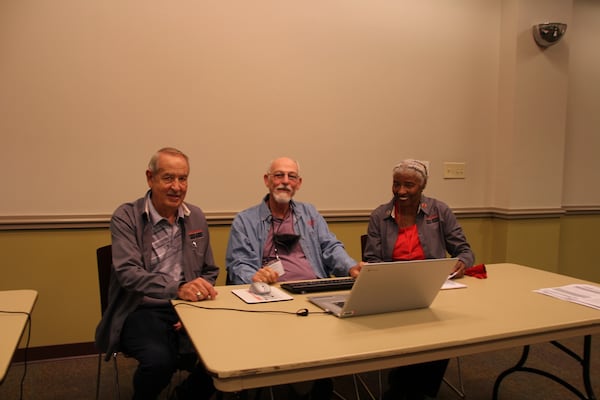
{"left": 226, "top": 156, "right": 361, "bottom": 286}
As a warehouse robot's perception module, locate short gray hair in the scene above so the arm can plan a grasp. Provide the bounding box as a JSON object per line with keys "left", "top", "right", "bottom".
{"left": 148, "top": 147, "right": 189, "bottom": 173}
{"left": 266, "top": 157, "right": 301, "bottom": 174}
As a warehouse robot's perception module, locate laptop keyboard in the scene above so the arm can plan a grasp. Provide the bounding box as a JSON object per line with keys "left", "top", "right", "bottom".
{"left": 280, "top": 277, "right": 355, "bottom": 294}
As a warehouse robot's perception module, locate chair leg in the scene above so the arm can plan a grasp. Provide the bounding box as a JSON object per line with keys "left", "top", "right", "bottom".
{"left": 96, "top": 352, "right": 102, "bottom": 400}
{"left": 112, "top": 352, "right": 121, "bottom": 400}
{"left": 96, "top": 352, "right": 121, "bottom": 400}
{"left": 333, "top": 371, "right": 381, "bottom": 400}
{"left": 443, "top": 357, "right": 466, "bottom": 399}
{"left": 355, "top": 373, "right": 378, "bottom": 400}
{"left": 456, "top": 357, "right": 465, "bottom": 396}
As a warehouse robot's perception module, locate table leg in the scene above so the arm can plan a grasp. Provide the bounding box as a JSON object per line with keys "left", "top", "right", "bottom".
{"left": 492, "top": 335, "right": 596, "bottom": 400}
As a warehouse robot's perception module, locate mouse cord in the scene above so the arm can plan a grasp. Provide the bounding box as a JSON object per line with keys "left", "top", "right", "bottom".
{"left": 173, "top": 303, "right": 329, "bottom": 316}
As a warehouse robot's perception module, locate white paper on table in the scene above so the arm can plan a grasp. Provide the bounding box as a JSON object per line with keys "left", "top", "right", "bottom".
{"left": 534, "top": 284, "right": 600, "bottom": 310}
{"left": 441, "top": 280, "right": 467, "bottom": 290}
{"left": 231, "top": 286, "right": 294, "bottom": 304}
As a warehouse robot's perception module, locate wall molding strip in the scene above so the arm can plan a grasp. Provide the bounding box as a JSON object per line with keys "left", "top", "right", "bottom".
{"left": 2, "top": 206, "right": 599, "bottom": 230}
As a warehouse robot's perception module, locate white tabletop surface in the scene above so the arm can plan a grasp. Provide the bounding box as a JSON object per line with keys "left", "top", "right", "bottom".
{"left": 174, "top": 264, "right": 600, "bottom": 391}
{"left": 0, "top": 289, "right": 38, "bottom": 383}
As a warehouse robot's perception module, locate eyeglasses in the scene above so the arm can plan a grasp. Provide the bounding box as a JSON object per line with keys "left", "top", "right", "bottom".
{"left": 268, "top": 172, "right": 300, "bottom": 182}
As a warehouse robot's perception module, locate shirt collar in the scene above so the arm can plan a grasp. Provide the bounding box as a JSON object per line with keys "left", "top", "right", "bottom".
{"left": 260, "top": 194, "right": 297, "bottom": 222}
{"left": 144, "top": 191, "right": 190, "bottom": 225}
{"left": 388, "top": 196, "right": 429, "bottom": 219}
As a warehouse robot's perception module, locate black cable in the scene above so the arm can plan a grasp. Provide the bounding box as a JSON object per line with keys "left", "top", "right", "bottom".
{"left": 173, "top": 302, "right": 331, "bottom": 316}
{"left": 0, "top": 310, "right": 31, "bottom": 400}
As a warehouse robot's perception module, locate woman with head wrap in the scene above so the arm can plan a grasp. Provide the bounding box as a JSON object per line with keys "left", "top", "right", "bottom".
{"left": 364, "top": 159, "right": 475, "bottom": 400}
{"left": 364, "top": 159, "right": 473, "bottom": 277}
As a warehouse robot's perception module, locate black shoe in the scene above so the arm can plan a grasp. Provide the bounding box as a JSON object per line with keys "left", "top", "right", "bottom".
{"left": 170, "top": 371, "right": 216, "bottom": 400}
{"left": 176, "top": 353, "right": 198, "bottom": 372}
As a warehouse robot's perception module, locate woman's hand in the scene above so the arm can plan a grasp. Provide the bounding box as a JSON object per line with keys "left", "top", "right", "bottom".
{"left": 449, "top": 260, "right": 466, "bottom": 279}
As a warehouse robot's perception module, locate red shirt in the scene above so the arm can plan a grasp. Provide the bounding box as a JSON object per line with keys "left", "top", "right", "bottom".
{"left": 392, "top": 224, "right": 425, "bottom": 261}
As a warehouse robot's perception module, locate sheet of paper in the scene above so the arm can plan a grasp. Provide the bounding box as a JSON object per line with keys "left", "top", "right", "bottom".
{"left": 231, "top": 286, "right": 293, "bottom": 304}
{"left": 534, "top": 284, "right": 600, "bottom": 310}
{"left": 441, "top": 279, "right": 467, "bottom": 290}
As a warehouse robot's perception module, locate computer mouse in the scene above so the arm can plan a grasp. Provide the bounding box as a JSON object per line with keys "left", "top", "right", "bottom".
{"left": 249, "top": 281, "right": 272, "bottom": 295}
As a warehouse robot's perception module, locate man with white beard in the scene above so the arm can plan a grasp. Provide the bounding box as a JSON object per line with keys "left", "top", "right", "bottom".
{"left": 225, "top": 157, "right": 363, "bottom": 399}
{"left": 226, "top": 156, "right": 361, "bottom": 285}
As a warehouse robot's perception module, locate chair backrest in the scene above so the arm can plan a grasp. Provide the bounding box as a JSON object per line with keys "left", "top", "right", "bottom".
{"left": 96, "top": 245, "right": 112, "bottom": 315}
{"left": 360, "top": 234, "right": 368, "bottom": 262}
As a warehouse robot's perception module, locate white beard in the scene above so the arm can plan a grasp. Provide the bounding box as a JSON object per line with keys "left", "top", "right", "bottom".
{"left": 272, "top": 191, "right": 292, "bottom": 204}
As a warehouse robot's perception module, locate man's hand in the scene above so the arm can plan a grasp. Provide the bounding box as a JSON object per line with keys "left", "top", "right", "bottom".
{"left": 348, "top": 262, "right": 365, "bottom": 278}
{"left": 178, "top": 277, "right": 218, "bottom": 301}
{"left": 252, "top": 266, "right": 279, "bottom": 283}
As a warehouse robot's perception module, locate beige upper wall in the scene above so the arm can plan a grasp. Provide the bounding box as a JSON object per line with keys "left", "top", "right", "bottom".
{"left": 491, "top": 0, "right": 572, "bottom": 210}
{"left": 564, "top": 0, "right": 600, "bottom": 207}
{"left": 494, "top": 0, "right": 600, "bottom": 211}
{"left": 0, "top": 1, "right": 500, "bottom": 218}
{"left": 2, "top": 1, "right": 597, "bottom": 219}
{"left": 1, "top": 1, "right": 598, "bottom": 221}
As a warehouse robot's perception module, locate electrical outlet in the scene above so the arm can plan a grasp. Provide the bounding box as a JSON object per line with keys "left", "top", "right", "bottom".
{"left": 443, "top": 162, "right": 466, "bottom": 179}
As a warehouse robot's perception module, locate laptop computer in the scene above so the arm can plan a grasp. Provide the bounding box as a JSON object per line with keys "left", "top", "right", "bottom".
{"left": 308, "top": 258, "right": 457, "bottom": 318}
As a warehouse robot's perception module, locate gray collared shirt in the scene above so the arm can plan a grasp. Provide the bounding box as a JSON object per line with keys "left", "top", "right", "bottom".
{"left": 146, "top": 194, "right": 185, "bottom": 282}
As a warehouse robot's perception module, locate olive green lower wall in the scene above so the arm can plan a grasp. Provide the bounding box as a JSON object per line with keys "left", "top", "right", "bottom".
{"left": 558, "top": 214, "right": 600, "bottom": 283}
{"left": 1, "top": 214, "right": 599, "bottom": 349}
{"left": 489, "top": 218, "right": 562, "bottom": 273}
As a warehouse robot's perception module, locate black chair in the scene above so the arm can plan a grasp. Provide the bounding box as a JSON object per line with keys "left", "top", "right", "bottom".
{"left": 95, "top": 244, "right": 121, "bottom": 400}
{"left": 360, "top": 234, "right": 368, "bottom": 262}
{"left": 95, "top": 245, "right": 197, "bottom": 399}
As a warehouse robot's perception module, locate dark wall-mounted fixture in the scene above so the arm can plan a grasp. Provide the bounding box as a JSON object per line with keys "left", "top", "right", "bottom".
{"left": 532, "top": 23, "right": 567, "bottom": 48}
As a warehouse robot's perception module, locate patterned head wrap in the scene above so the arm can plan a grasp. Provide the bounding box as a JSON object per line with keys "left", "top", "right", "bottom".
{"left": 392, "top": 159, "right": 428, "bottom": 186}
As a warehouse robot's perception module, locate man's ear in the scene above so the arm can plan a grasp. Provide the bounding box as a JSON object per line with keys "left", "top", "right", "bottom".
{"left": 146, "top": 169, "right": 153, "bottom": 187}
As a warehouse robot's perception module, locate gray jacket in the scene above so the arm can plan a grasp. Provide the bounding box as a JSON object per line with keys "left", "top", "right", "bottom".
{"left": 364, "top": 195, "right": 474, "bottom": 267}
{"left": 95, "top": 194, "right": 219, "bottom": 358}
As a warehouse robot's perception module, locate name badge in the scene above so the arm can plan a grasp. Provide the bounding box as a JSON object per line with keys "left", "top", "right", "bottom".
{"left": 265, "top": 259, "right": 285, "bottom": 277}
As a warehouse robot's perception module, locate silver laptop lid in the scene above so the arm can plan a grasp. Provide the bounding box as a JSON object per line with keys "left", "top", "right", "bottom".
{"left": 309, "top": 258, "right": 457, "bottom": 318}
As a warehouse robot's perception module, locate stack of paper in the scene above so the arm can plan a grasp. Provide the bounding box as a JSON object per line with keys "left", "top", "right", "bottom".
{"left": 534, "top": 284, "right": 600, "bottom": 310}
